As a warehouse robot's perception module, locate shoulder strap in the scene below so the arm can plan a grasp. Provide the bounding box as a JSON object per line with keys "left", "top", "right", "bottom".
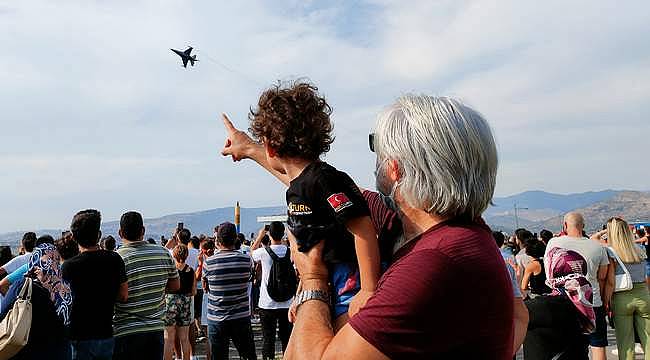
{"left": 18, "top": 277, "right": 32, "bottom": 301}
{"left": 265, "top": 246, "right": 280, "bottom": 261}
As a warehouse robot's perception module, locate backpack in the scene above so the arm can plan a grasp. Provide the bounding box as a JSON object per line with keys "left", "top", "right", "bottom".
{"left": 264, "top": 246, "right": 298, "bottom": 302}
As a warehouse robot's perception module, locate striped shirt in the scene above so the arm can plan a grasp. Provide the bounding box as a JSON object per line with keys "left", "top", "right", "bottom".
{"left": 114, "top": 241, "right": 178, "bottom": 337}
{"left": 203, "top": 249, "right": 252, "bottom": 323}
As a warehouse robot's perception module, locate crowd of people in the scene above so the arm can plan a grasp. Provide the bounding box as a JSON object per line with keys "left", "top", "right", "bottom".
{"left": 1, "top": 79, "right": 649, "bottom": 360}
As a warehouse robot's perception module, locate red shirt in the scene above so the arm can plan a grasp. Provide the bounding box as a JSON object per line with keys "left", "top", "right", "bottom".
{"left": 350, "top": 191, "right": 514, "bottom": 359}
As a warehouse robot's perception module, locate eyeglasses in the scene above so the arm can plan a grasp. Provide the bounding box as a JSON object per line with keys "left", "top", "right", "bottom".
{"left": 369, "top": 133, "right": 375, "bottom": 152}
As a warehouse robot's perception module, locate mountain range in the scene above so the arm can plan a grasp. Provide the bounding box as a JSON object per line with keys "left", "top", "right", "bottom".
{"left": 2, "top": 189, "right": 649, "bottom": 247}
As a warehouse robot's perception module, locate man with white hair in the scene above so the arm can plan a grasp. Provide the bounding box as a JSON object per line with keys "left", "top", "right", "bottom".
{"left": 544, "top": 211, "right": 610, "bottom": 360}
{"left": 220, "top": 93, "right": 514, "bottom": 359}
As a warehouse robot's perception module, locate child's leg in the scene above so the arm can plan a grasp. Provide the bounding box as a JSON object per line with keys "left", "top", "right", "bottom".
{"left": 333, "top": 313, "right": 349, "bottom": 333}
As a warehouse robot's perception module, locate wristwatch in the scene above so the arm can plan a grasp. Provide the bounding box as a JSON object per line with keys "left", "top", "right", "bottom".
{"left": 295, "top": 289, "right": 331, "bottom": 309}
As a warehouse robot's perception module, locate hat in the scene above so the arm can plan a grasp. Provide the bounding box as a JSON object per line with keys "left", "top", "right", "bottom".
{"left": 217, "top": 222, "right": 237, "bottom": 244}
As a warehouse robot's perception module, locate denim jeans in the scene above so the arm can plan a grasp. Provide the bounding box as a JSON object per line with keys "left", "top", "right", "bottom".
{"left": 259, "top": 308, "right": 292, "bottom": 360}
{"left": 113, "top": 331, "right": 164, "bottom": 360}
{"left": 208, "top": 318, "right": 256, "bottom": 360}
{"left": 71, "top": 338, "right": 114, "bottom": 360}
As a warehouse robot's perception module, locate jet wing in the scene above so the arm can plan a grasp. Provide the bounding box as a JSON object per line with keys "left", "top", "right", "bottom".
{"left": 184, "top": 47, "right": 193, "bottom": 55}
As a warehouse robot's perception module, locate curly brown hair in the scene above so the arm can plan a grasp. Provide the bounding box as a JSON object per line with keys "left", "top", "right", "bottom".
{"left": 249, "top": 80, "right": 334, "bottom": 160}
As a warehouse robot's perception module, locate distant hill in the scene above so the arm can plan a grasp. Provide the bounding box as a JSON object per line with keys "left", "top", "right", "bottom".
{"left": 2, "top": 189, "right": 647, "bottom": 246}
{"left": 533, "top": 191, "right": 650, "bottom": 232}
{"left": 484, "top": 190, "right": 622, "bottom": 232}
{"left": 0, "top": 206, "right": 286, "bottom": 247}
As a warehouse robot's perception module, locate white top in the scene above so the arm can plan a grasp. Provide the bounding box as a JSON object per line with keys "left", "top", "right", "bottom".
{"left": 545, "top": 236, "right": 609, "bottom": 307}
{"left": 252, "top": 245, "right": 293, "bottom": 309}
{"left": 2, "top": 252, "right": 32, "bottom": 274}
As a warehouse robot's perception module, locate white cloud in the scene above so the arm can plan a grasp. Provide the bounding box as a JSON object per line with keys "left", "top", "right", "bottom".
{"left": 0, "top": 0, "right": 649, "bottom": 231}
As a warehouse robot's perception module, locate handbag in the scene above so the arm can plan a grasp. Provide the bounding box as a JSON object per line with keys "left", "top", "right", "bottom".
{"left": 609, "top": 247, "right": 634, "bottom": 292}
{"left": 0, "top": 277, "right": 33, "bottom": 359}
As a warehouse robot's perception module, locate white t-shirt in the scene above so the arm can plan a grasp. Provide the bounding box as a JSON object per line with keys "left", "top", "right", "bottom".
{"left": 545, "top": 236, "right": 610, "bottom": 307}
{"left": 2, "top": 252, "right": 32, "bottom": 274}
{"left": 252, "top": 245, "right": 293, "bottom": 309}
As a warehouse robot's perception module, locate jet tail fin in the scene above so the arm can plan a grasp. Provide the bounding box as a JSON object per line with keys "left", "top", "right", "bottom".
{"left": 189, "top": 55, "right": 198, "bottom": 66}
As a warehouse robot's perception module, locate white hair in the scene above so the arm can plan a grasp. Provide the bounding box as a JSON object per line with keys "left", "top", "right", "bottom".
{"left": 374, "top": 95, "right": 498, "bottom": 219}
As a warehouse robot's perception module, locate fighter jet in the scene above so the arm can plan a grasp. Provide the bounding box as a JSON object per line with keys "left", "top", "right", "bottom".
{"left": 171, "top": 47, "right": 198, "bottom": 68}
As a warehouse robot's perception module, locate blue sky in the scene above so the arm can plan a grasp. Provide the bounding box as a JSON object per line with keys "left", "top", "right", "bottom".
{"left": 1, "top": 0, "right": 649, "bottom": 232}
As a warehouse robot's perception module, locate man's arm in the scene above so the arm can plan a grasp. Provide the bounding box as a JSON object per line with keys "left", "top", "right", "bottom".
{"left": 512, "top": 297, "right": 529, "bottom": 355}
{"left": 602, "top": 258, "right": 616, "bottom": 308}
{"left": 597, "top": 264, "right": 608, "bottom": 305}
{"left": 220, "top": 114, "right": 290, "bottom": 186}
{"left": 116, "top": 281, "right": 129, "bottom": 303}
{"left": 250, "top": 227, "right": 267, "bottom": 252}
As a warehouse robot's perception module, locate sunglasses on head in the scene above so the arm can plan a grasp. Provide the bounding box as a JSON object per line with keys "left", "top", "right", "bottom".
{"left": 369, "top": 133, "right": 375, "bottom": 153}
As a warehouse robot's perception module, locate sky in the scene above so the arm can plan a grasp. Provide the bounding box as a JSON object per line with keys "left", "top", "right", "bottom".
{"left": 1, "top": 0, "right": 649, "bottom": 232}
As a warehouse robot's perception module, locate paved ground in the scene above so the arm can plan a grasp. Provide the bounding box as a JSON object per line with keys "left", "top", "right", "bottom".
{"left": 193, "top": 317, "right": 285, "bottom": 360}
{"left": 193, "top": 320, "right": 642, "bottom": 360}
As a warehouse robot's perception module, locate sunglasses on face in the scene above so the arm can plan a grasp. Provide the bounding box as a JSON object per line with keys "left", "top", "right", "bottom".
{"left": 369, "top": 133, "right": 375, "bottom": 153}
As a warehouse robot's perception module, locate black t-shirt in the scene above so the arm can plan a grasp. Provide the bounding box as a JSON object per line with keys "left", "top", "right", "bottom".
{"left": 524, "top": 295, "right": 589, "bottom": 360}
{"left": 286, "top": 161, "right": 370, "bottom": 264}
{"left": 61, "top": 249, "right": 127, "bottom": 340}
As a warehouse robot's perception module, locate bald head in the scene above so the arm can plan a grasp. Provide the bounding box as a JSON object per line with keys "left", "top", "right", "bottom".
{"left": 564, "top": 212, "right": 585, "bottom": 236}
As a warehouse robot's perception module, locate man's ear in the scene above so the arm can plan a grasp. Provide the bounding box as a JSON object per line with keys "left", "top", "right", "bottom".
{"left": 97, "top": 231, "right": 102, "bottom": 241}
{"left": 264, "top": 142, "right": 277, "bottom": 158}
{"left": 118, "top": 229, "right": 124, "bottom": 239}
{"left": 387, "top": 159, "right": 400, "bottom": 182}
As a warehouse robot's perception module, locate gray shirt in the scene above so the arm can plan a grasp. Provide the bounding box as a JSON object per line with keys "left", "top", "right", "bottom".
{"left": 545, "top": 236, "right": 609, "bottom": 307}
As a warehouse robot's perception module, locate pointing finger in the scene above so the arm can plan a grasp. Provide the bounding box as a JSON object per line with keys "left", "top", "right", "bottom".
{"left": 222, "top": 113, "right": 237, "bottom": 135}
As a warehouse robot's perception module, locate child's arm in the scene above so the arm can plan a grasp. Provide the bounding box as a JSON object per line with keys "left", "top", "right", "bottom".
{"left": 347, "top": 216, "right": 381, "bottom": 316}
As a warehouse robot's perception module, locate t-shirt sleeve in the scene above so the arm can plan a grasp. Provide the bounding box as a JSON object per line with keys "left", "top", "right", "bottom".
{"left": 317, "top": 171, "right": 370, "bottom": 224}
{"left": 348, "top": 249, "right": 454, "bottom": 358}
{"left": 7, "top": 263, "right": 29, "bottom": 284}
{"left": 115, "top": 254, "right": 128, "bottom": 284}
{"left": 164, "top": 251, "right": 179, "bottom": 279}
{"left": 2, "top": 256, "right": 21, "bottom": 274}
{"left": 251, "top": 248, "right": 262, "bottom": 262}
{"left": 599, "top": 246, "right": 610, "bottom": 266}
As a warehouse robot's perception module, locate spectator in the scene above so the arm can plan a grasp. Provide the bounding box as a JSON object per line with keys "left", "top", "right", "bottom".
{"left": 164, "top": 244, "right": 196, "bottom": 360}
{"left": 187, "top": 235, "right": 203, "bottom": 352}
{"left": 521, "top": 239, "right": 552, "bottom": 297}
{"left": 100, "top": 235, "right": 117, "bottom": 251}
{"left": 606, "top": 217, "right": 650, "bottom": 359}
{"left": 221, "top": 94, "right": 512, "bottom": 358}
{"left": 523, "top": 247, "right": 593, "bottom": 359}
{"left": 493, "top": 231, "right": 529, "bottom": 356}
{"left": 202, "top": 222, "right": 256, "bottom": 360}
{"left": 544, "top": 212, "right": 609, "bottom": 360}
{"left": 539, "top": 229, "right": 554, "bottom": 245}
{"left": 0, "top": 232, "right": 36, "bottom": 279}
{"left": 113, "top": 211, "right": 180, "bottom": 360}
{"left": 514, "top": 229, "right": 535, "bottom": 277}
{"left": 0, "top": 243, "right": 74, "bottom": 359}
{"left": 0, "top": 246, "right": 12, "bottom": 267}
{"left": 147, "top": 237, "right": 157, "bottom": 244}
{"left": 251, "top": 222, "right": 295, "bottom": 359}
{"left": 35, "top": 234, "right": 55, "bottom": 246}
{"left": 55, "top": 233, "right": 80, "bottom": 260}
{"left": 196, "top": 238, "right": 215, "bottom": 360}
{"left": 61, "top": 209, "right": 128, "bottom": 360}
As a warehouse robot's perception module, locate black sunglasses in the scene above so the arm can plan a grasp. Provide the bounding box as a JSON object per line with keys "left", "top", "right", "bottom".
{"left": 369, "top": 133, "right": 375, "bottom": 152}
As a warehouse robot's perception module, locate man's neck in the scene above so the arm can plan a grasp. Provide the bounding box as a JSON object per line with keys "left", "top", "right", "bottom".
{"left": 270, "top": 240, "right": 283, "bottom": 246}
{"left": 566, "top": 230, "right": 584, "bottom": 238}
{"left": 79, "top": 244, "right": 100, "bottom": 253}
{"left": 282, "top": 158, "right": 314, "bottom": 182}
{"left": 122, "top": 238, "right": 144, "bottom": 244}
{"left": 398, "top": 203, "right": 449, "bottom": 243}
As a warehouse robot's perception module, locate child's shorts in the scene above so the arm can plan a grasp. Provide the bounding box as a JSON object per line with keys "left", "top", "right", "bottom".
{"left": 164, "top": 294, "right": 192, "bottom": 327}
{"left": 331, "top": 262, "right": 361, "bottom": 318}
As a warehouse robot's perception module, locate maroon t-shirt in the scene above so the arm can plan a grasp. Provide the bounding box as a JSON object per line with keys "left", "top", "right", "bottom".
{"left": 350, "top": 191, "right": 514, "bottom": 360}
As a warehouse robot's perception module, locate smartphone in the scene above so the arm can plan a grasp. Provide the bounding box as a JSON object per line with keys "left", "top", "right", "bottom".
{"left": 264, "top": 224, "right": 270, "bottom": 231}
{"left": 177, "top": 222, "right": 184, "bottom": 230}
